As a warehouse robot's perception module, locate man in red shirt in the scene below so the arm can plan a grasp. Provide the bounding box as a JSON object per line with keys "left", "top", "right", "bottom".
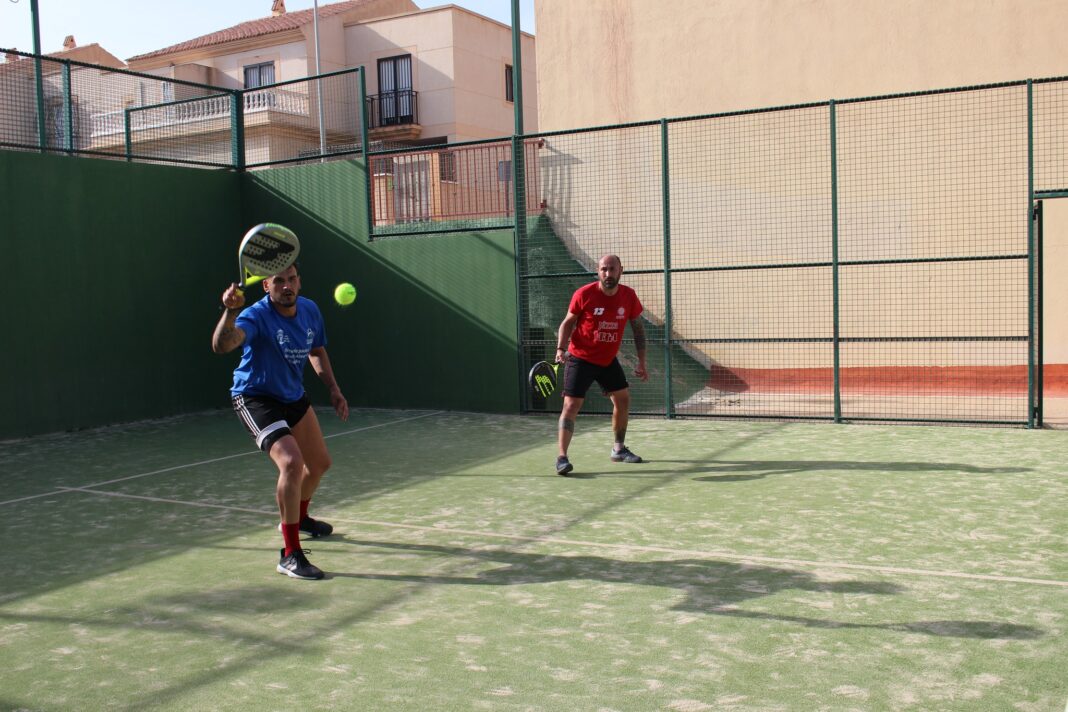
{"left": 554, "top": 254, "right": 648, "bottom": 475}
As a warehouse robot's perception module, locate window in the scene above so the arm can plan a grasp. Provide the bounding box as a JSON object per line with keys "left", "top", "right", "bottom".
{"left": 439, "top": 151, "right": 457, "bottom": 182}
{"left": 377, "top": 54, "right": 413, "bottom": 125}
{"left": 505, "top": 64, "right": 514, "bottom": 103}
{"left": 243, "top": 61, "right": 275, "bottom": 89}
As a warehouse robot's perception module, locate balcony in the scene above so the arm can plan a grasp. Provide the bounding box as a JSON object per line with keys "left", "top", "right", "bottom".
{"left": 89, "top": 87, "right": 311, "bottom": 143}
{"left": 365, "top": 89, "right": 421, "bottom": 141}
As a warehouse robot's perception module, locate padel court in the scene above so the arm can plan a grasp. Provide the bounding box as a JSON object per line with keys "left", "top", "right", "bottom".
{"left": 4, "top": 49, "right": 1068, "bottom": 712}
{"left": 2, "top": 408, "right": 1065, "bottom": 710}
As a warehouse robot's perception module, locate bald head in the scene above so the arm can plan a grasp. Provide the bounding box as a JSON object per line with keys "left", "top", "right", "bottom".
{"left": 596, "top": 254, "right": 623, "bottom": 293}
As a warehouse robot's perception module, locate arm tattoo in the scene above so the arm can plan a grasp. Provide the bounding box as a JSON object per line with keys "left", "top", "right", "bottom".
{"left": 559, "top": 417, "right": 575, "bottom": 432}
{"left": 631, "top": 319, "right": 647, "bottom": 352}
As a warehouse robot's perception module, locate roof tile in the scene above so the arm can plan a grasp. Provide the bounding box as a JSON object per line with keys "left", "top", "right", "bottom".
{"left": 128, "top": 0, "right": 373, "bottom": 61}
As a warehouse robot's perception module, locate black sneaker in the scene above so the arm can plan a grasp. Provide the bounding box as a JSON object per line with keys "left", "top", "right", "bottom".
{"left": 610, "top": 446, "right": 642, "bottom": 463}
{"left": 300, "top": 516, "right": 334, "bottom": 538}
{"left": 555, "top": 455, "right": 574, "bottom": 476}
{"left": 277, "top": 517, "right": 334, "bottom": 538}
{"left": 277, "top": 548, "right": 325, "bottom": 580}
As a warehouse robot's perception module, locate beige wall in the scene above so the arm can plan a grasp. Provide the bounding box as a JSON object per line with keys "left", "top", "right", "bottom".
{"left": 531, "top": 0, "right": 1063, "bottom": 377}
{"left": 347, "top": 6, "right": 536, "bottom": 142}
{"left": 1044, "top": 200, "right": 1068, "bottom": 365}
{"left": 535, "top": 0, "right": 1068, "bottom": 131}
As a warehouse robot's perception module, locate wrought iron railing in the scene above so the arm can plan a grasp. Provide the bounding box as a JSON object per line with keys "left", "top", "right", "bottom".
{"left": 366, "top": 89, "right": 419, "bottom": 129}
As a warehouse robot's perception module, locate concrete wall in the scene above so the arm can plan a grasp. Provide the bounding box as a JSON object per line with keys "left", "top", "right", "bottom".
{"left": 534, "top": 0, "right": 1068, "bottom": 131}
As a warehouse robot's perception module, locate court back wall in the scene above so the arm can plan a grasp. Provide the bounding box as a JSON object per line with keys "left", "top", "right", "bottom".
{"left": 1, "top": 151, "right": 519, "bottom": 440}
{"left": 241, "top": 160, "right": 520, "bottom": 415}
{"left": 2, "top": 150, "right": 242, "bottom": 439}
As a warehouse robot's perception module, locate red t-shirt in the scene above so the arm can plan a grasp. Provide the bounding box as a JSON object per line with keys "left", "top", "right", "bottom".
{"left": 566, "top": 282, "right": 643, "bottom": 366}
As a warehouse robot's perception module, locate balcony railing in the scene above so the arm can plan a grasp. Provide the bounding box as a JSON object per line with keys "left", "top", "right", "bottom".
{"left": 366, "top": 89, "right": 419, "bottom": 130}
{"left": 90, "top": 87, "right": 311, "bottom": 138}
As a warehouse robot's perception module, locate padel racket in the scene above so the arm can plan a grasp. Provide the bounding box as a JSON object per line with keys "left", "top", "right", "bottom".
{"left": 528, "top": 360, "right": 561, "bottom": 398}
{"left": 235, "top": 223, "right": 301, "bottom": 293}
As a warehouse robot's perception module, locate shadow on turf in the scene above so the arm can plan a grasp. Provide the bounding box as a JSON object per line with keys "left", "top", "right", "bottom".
{"left": 549, "top": 459, "right": 1029, "bottom": 480}
{"left": 325, "top": 537, "right": 1043, "bottom": 640}
{"left": 686, "top": 459, "right": 1031, "bottom": 482}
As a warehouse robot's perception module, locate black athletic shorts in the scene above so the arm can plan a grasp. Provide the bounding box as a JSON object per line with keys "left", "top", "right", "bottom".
{"left": 232, "top": 393, "right": 311, "bottom": 452}
{"left": 562, "top": 355, "right": 629, "bottom": 398}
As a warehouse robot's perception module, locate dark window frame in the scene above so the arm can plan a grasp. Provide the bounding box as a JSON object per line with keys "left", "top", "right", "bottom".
{"left": 243, "top": 61, "right": 276, "bottom": 89}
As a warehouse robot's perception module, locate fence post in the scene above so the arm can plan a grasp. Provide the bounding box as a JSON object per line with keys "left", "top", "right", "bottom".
{"left": 512, "top": 133, "right": 528, "bottom": 412}
{"left": 830, "top": 100, "right": 841, "bottom": 423}
{"left": 1027, "top": 79, "right": 1036, "bottom": 428}
{"left": 62, "top": 61, "right": 73, "bottom": 153}
{"left": 359, "top": 67, "right": 375, "bottom": 240}
{"left": 31, "top": 0, "right": 46, "bottom": 152}
{"left": 231, "top": 91, "right": 245, "bottom": 171}
{"left": 660, "top": 118, "right": 674, "bottom": 418}
{"left": 123, "top": 108, "right": 132, "bottom": 161}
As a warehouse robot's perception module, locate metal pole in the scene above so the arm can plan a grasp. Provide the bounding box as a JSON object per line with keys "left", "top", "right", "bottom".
{"left": 313, "top": 0, "right": 326, "bottom": 158}
{"left": 830, "top": 100, "right": 841, "bottom": 423}
{"left": 62, "top": 60, "right": 73, "bottom": 152}
{"left": 31, "top": 0, "right": 47, "bottom": 151}
{"left": 1036, "top": 200, "right": 1044, "bottom": 428}
{"left": 660, "top": 119, "right": 674, "bottom": 418}
{"left": 1026, "top": 79, "right": 1035, "bottom": 428}
{"left": 510, "top": 0, "right": 527, "bottom": 411}
{"left": 510, "top": 0, "right": 524, "bottom": 136}
{"left": 359, "top": 67, "right": 374, "bottom": 240}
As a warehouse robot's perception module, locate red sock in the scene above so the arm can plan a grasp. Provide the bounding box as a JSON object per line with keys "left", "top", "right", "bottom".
{"left": 299, "top": 499, "right": 310, "bottom": 521}
{"left": 281, "top": 522, "right": 301, "bottom": 557}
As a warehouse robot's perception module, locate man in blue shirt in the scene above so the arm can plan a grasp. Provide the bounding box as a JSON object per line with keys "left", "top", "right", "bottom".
{"left": 213, "top": 264, "right": 348, "bottom": 580}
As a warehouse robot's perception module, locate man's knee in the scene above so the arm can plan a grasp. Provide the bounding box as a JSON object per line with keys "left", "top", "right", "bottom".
{"left": 561, "top": 396, "right": 583, "bottom": 418}
{"left": 307, "top": 452, "right": 332, "bottom": 477}
{"left": 270, "top": 438, "right": 304, "bottom": 478}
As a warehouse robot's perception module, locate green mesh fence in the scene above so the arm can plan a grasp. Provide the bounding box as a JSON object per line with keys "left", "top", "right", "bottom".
{"left": 0, "top": 50, "right": 364, "bottom": 168}
{"left": 366, "top": 138, "right": 541, "bottom": 237}
{"left": 242, "top": 70, "right": 366, "bottom": 169}
{"left": 4, "top": 48, "right": 1066, "bottom": 425}
{"left": 513, "top": 77, "right": 1068, "bottom": 425}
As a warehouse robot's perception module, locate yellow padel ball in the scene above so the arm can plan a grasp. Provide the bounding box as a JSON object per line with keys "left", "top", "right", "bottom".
{"left": 334, "top": 282, "right": 357, "bottom": 306}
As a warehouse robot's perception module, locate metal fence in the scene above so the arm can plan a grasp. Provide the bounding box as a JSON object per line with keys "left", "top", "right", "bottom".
{"left": 367, "top": 137, "right": 543, "bottom": 237}
{"left": 0, "top": 49, "right": 366, "bottom": 168}
{"left": 515, "top": 78, "right": 1068, "bottom": 426}
{"left": 4, "top": 47, "right": 1065, "bottom": 426}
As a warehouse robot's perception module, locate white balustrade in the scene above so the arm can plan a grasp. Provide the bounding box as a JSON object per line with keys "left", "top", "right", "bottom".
{"left": 90, "top": 87, "right": 312, "bottom": 138}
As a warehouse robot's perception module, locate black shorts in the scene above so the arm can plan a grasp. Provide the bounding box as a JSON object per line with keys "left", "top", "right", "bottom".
{"left": 562, "top": 356, "right": 629, "bottom": 398}
{"left": 232, "top": 393, "right": 311, "bottom": 452}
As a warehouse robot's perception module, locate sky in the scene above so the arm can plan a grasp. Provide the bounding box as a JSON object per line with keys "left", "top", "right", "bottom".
{"left": 0, "top": 0, "right": 535, "bottom": 60}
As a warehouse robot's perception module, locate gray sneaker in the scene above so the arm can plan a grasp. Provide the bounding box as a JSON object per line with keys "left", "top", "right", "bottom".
{"left": 277, "top": 548, "right": 325, "bottom": 580}
{"left": 555, "top": 455, "right": 574, "bottom": 476}
{"left": 610, "top": 446, "right": 642, "bottom": 463}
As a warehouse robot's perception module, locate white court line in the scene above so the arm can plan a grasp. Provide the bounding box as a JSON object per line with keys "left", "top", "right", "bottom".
{"left": 52, "top": 486, "right": 1068, "bottom": 589}
{"left": 0, "top": 410, "right": 442, "bottom": 507}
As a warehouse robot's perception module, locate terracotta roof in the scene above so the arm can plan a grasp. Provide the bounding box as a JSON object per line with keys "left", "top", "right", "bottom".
{"left": 128, "top": 0, "right": 374, "bottom": 61}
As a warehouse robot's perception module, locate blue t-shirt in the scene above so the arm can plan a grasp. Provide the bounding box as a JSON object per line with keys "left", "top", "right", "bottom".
{"left": 230, "top": 295, "right": 327, "bottom": 402}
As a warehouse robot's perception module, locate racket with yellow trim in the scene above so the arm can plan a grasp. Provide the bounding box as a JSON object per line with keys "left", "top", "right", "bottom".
{"left": 235, "top": 223, "right": 301, "bottom": 293}
{"left": 528, "top": 360, "right": 562, "bottom": 398}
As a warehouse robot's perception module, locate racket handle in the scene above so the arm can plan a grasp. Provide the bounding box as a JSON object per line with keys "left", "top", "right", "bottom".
{"left": 234, "top": 274, "right": 264, "bottom": 294}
